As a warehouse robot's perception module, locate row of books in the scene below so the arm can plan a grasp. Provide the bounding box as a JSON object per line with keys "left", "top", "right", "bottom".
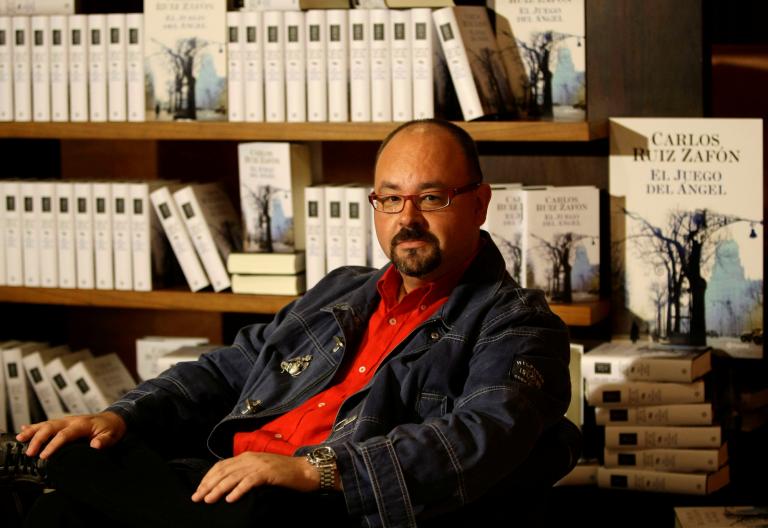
{"left": 0, "top": 0, "right": 76, "bottom": 16}
{"left": 135, "top": 335, "right": 218, "bottom": 381}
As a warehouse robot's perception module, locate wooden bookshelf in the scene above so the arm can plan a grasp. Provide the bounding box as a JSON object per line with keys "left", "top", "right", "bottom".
{"left": 0, "top": 286, "right": 609, "bottom": 326}
{"left": 0, "top": 120, "right": 607, "bottom": 142}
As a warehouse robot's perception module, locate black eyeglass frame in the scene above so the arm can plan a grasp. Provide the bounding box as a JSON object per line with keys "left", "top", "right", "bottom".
{"left": 368, "top": 182, "right": 481, "bottom": 214}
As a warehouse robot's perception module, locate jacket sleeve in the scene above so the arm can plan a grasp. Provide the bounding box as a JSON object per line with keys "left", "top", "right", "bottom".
{"left": 333, "top": 300, "right": 572, "bottom": 527}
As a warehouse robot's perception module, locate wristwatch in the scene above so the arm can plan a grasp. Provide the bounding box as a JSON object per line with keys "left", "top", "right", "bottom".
{"left": 306, "top": 445, "right": 337, "bottom": 491}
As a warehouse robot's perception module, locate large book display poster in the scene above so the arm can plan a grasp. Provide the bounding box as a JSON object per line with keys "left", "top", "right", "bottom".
{"left": 610, "top": 118, "right": 764, "bottom": 358}
{"left": 144, "top": 0, "right": 227, "bottom": 121}
{"left": 491, "top": 0, "right": 585, "bottom": 121}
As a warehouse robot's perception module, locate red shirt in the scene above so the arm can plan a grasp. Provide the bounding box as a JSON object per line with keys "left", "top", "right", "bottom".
{"left": 232, "top": 255, "right": 475, "bottom": 457}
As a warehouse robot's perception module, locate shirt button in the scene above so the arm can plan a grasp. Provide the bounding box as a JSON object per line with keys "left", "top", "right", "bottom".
{"left": 358, "top": 366, "right": 366, "bottom": 373}
{"left": 388, "top": 318, "right": 397, "bottom": 325}
{"left": 318, "top": 402, "right": 326, "bottom": 408}
{"left": 274, "top": 433, "right": 283, "bottom": 439}
{"left": 420, "top": 305, "right": 427, "bottom": 311}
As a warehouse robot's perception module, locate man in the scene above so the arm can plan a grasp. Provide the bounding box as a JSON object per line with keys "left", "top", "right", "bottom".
{"left": 3, "top": 119, "right": 578, "bottom": 527}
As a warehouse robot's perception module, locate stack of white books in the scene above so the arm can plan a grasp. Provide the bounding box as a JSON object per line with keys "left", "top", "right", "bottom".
{"left": 135, "top": 335, "right": 210, "bottom": 381}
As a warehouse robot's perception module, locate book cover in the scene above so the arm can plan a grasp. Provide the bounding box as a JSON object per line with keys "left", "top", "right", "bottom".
{"left": 370, "top": 185, "right": 389, "bottom": 269}
{"left": 305, "top": 9, "right": 326, "bottom": 122}
{"left": 482, "top": 183, "right": 523, "bottom": 284}
{"left": 243, "top": 10, "right": 265, "bottom": 122}
{"left": 349, "top": 8, "right": 370, "bottom": 122}
{"left": 0, "top": 16, "right": 12, "bottom": 121}
{"left": 522, "top": 185, "right": 600, "bottom": 302}
{"left": 323, "top": 184, "right": 346, "bottom": 272}
{"left": 55, "top": 181, "right": 76, "bottom": 288}
{"left": 67, "top": 14, "right": 88, "bottom": 122}
{"left": 410, "top": 8, "right": 434, "bottom": 120}
{"left": 144, "top": 0, "right": 227, "bottom": 121}
{"left": 390, "top": 9, "right": 411, "bottom": 122}
{"left": 22, "top": 345, "right": 69, "bottom": 420}
{"left": 129, "top": 181, "right": 177, "bottom": 291}
{"left": 44, "top": 348, "right": 92, "bottom": 415}
{"left": 12, "top": 16, "right": 32, "bottom": 121}
{"left": 263, "top": 10, "right": 286, "bottom": 122}
{"left": 226, "top": 10, "right": 245, "bottom": 122}
{"left": 111, "top": 182, "right": 132, "bottom": 290}
{"left": 92, "top": 182, "right": 114, "bottom": 289}
{"left": 20, "top": 181, "right": 41, "bottom": 287}
{"left": 36, "top": 180, "right": 58, "bottom": 287}
{"left": 231, "top": 273, "right": 306, "bottom": 295}
{"left": 0, "top": 178, "right": 5, "bottom": 284}
{"left": 31, "top": 15, "right": 51, "bottom": 121}
{"left": 7, "top": 1, "right": 76, "bottom": 15}
{"left": 68, "top": 353, "right": 137, "bottom": 413}
{"left": 610, "top": 118, "right": 764, "bottom": 358}
{"left": 565, "top": 342, "right": 584, "bottom": 427}
{"left": 595, "top": 403, "right": 714, "bottom": 426}
{"left": 284, "top": 10, "right": 306, "bottom": 122}
{"left": 227, "top": 251, "right": 305, "bottom": 275}
{"left": 597, "top": 465, "right": 729, "bottom": 495}
{"left": 344, "top": 185, "right": 369, "bottom": 267}
{"left": 238, "top": 142, "right": 312, "bottom": 253}
{"left": 604, "top": 443, "right": 728, "bottom": 473}
{"left": 135, "top": 335, "right": 209, "bottom": 381}
{"left": 87, "top": 14, "right": 107, "bottom": 122}
{"left": 325, "top": 9, "right": 348, "bottom": 122}
{"left": 0, "top": 341, "right": 24, "bottom": 431}
{"left": 154, "top": 344, "right": 219, "bottom": 373}
{"left": 3, "top": 180, "right": 24, "bottom": 285}
{"left": 73, "top": 181, "right": 95, "bottom": 289}
{"left": 304, "top": 185, "right": 326, "bottom": 289}
{"left": 3, "top": 342, "right": 48, "bottom": 433}
{"left": 604, "top": 425, "right": 722, "bottom": 449}
{"left": 126, "top": 13, "right": 145, "bottom": 121}
{"left": 106, "top": 13, "right": 127, "bottom": 121}
{"left": 369, "top": 9, "right": 391, "bottom": 122}
{"left": 585, "top": 379, "right": 706, "bottom": 408}
{"left": 49, "top": 14, "right": 68, "bottom": 121}
{"left": 491, "top": 0, "right": 586, "bottom": 121}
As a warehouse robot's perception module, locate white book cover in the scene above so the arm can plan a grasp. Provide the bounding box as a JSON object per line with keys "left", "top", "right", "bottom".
{"left": 325, "top": 9, "right": 348, "bottom": 122}
{"left": 241, "top": 0, "right": 302, "bottom": 10}
{"left": 49, "top": 15, "right": 68, "bottom": 121}
{"left": 596, "top": 466, "right": 729, "bottom": 496}
{"left": 73, "top": 181, "right": 95, "bottom": 289}
{"left": 135, "top": 335, "right": 209, "bottom": 381}
{"left": 370, "top": 187, "right": 389, "bottom": 269}
{"left": 92, "top": 182, "right": 114, "bottom": 289}
{"left": 284, "top": 10, "right": 306, "bottom": 122}
{"left": 155, "top": 344, "right": 218, "bottom": 373}
{"left": 125, "top": 13, "right": 144, "bottom": 122}
{"left": 390, "top": 9, "right": 411, "bottom": 122}
{"left": 231, "top": 273, "right": 306, "bottom": 295}
{"left": 410, "top": 9, "right": 433, "bottom": 120}
{"left": 20, "top": 181, "right": 40, "bottom": 287}
{"left": 595, "top": 403, "right": 714, "bottom": 427}
{"left": 0, "top": 341, "right": 24, "bottom": 431}
{"left": 609, "top": 118, "right": 764, "bottom": 359}
{"left": 491, "top": 0, "right": 586, "bottom": 121}
{"left": 30, "top": 15, "right": 50, "bottom": 121}
{"left": 522, "top": 185, "right": 600, "bottom": 302}
{"left": 3, "top": 342, "right": 47, "bottom": 433}
{"left": 22, "top": 345, "right": 69, "bottom": 420}
{"left": 111, "top": 182, "right": 132, "bottom": 290}
{"left": 129, "top": 181, "right": 173, "bottom": 291}
{"left": 324, "top": 184, "right": 346, "bottom": 272}
{"left": 44, "top": 348, "right": 92, "bottom": 414}
{"left": 0, "top": 179, "right": 5, "bottom": 284}
{"left": 173, "top": 183, "right": 242, "bottom": 292}
{"left": 3, "top": 181, "right": 23, "bottom": 285}
{"left": 348, "top": 9, "right": 370, "bottom": 122}
{"left": 243, "top": 10, "right": 264, "bottom": 122}
{"left": 54, "top": 181, "right": 75, "bottom": 288}
{"left": 68, "top": 353, "right": 136, "bottom": 413}
{"left": 304, "top": 185, "right": 326, "bottom": 289}
{"left": 604, "top": 425, "right": 722, "bottom": 450}
{"left": 238, "top": 142, "right": 312, "bottom": 253}
{"left": 305, "top": 10, "right": 326, "bottom": 122}
{"left": 566, "top": 342, "right": 584, "bottom": 428}
{"left": 67, "top": 14, "right": 88, "bottom": 122}
{"left": 604, "top": 444, "right": 727, "bottom": 473}
{"left": 106, "top": 13, "right": 127, "bottom": 121}
{"left": 345, "top": 185, "right": 369, "bottom": 267}
{"left": 585, "top": 379, "right": 705, "bottom": 408}
{"left": 87, "top": 13, "right": 107, "bottom": 122}
{"left": 226, "top": 11, "right": 245, "bottom": 122}
{"left": 263, "top": 10, "right": 286, "bottom": 122}
{"left": 482, "top": 184, "right": 524, "bottom": 285}
{"left": 368, "top": 9, "right": 390, "bottom": 122}
{"left": 150, "top": 185, "right": 210, "bottom": 292}
{"left": 227, "top": 251, "right": 305, "bottom": 275}
{"left": 12, "top": 16, "right": 32, "bottom": 121}
{"left": 0, "top": 16, "right": 12, "bottom": 121}
{"left": 7, "top": 1, "right": 76, "bottom": 15}
{"left": 37, "top": 180, "right": 57, "bottom": 287}
{"left": 144, "top": 0, "right": 227, "bottom": 121}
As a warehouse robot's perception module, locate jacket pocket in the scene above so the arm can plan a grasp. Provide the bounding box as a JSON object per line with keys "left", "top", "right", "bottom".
{"left": 415, "top": 391, "right": 447, "bottom": 419}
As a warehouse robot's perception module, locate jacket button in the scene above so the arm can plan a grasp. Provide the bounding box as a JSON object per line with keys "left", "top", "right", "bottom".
{"left": 240, "top": 399, "right": 261, "bottom": 415}
{"left": 430, "top": 331, "right": 440, "bottom": 341}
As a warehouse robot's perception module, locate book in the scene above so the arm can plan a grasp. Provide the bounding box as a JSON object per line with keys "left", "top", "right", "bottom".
{"left": 610, "top": 118, "right": 764, "bottom": 358}
{"left": 135, "top": 335, "right": 210, "bottom": 381}
{"left": 675, "top": 506, "right": 768, "bottom": 528}
{"left": 227, "top": 250, "right": 305, "bottom": 275}
{"left": 490, "top": 9, "right": 525, "bottom": 119}
{"left": 31, "top": 15, "right": 51, "bottom": 121}
{"left": 604, "top": 425, "right": 722, "bottom": 449}
{"left": 67, "top": 14, "right": 88, "bottom": 122}
{"left": 323, "top": 184, "right": 346, "bottom": 272}
{"left": 129, "top": 181, "right": 175, "bottom": 291}
{"left": 263, "top": 10, "right": 286, "bottom": 122}
{"left": 22, "top": 345, "right": 69, "bottom": 420}
{"left": 125, "top": 13, "right": 144, "bottom": 121}
{"left": 603, "top": 443, "right": 728, "bottom": 473}
{"left": 173, "top": 183, "right": 242, "bottom": 292}
{"left": 369, "top": 9, "right": 391, "bottom": 122}
{"left": 348, "top": 8, "right": 370, "bottom": 122}
{"left": 67, "top": 353, "right": 137, "bottom": 413}
{"left": 522, "top": 185, "right": 600, "bottom": 302}
{"left": 87, "top": 14, "right": 107, "bottom": 122}
{"left": 20, "top": 181, "right": 41, "bottom": 286}
{"left": 2, "top": 341, "right": 48, "bottom": 433}
{"left": 49, "top": 15, "right": 68, "bottom": 121}
{"left": 432, "top": 6, "right": 515, "bottom": 121}
{"left": 144, "top": 0, "right": 227, "bottom": 121}
{"left": 305, "top": 9, "right": 326, "bottom": 122}
{"left": 243, "top": 10, "right": 265, "bottom": 122}
{"left": 595, "top": 403, "right": 714, "bottom": 426}
{"left": 150, "top": 185, "right": 210, "bottom": 292}
{"left": 585, "top": 379, "right": 705, "bottom": 407}
{"left": 227, "top": 11, "right": 245, "bottom": 122}
{"left": 111, "top": 182, "right": 132, "bottom": 290}
{"left": 0, "top": 16, "right": 12, "bottom": 121}
{"left": 582, "top": 341, "right": 712, "bottom": 383}
{"left": 554, "top": 459, "right": 598, "bottom": 487}
{"left": 36, "top": 180, "right": 57, "bottom": 287}
{"left": 482, "top": 183, "right": 523, "bottom": 284}
{"left": 12, "top": 15, "right": 32, "bottom": 121}
{"left": 240, "top": 0, "right": 351, "bottom": 9}
{"left": 597, "top": 465, "right": 729, "bottom": 495}
{"left": 0, "top": 178, "right": 5, "bottom": 284}
{"left": 565, "top": 342, "right": 584, "bottom": 427}
{"left": 231, "top": 273, "right": 306, "bottom": 295}
{"left": 344, "top": 185, "right": 369, "bottom": 266}
{"left": 325, "top": 9, "right": 348, "bottom": 122}
{"left": 390, "top": 9, "right": 411, "bottom": 122}
{"left": 55, "top": 181, "right": 76, "bottom": 288}
{"left": 284, "top": 10, "right": 306, "bottom": 122}
{"left": 6, "top": 1, "right": 76, "bottom": 15}
{"left": 92, "top": 182, "right": 114, "bottom": 289}
{"left": 73, "top": 181, "right": 95, "bottom": 289}
{"left": 0, "top": 340, "right": 23, "bottom": 432}
{"left": 304, "top": 185, "right": 325, "bottom": 288}
{"left": 3, "top": 180, "right": 23, "bottom": 285}
{"left": 370, "top": 188, "right": 389, "bottom": 269}
{"left": 238, "top": 141, "right": 312, "bottom": 253}
{"left": 491, "top": 0, "right": 586, "bottom": 121}
{"left": 410, "top": 8, "right": 434, "bottom": 120}
{"left": 155, "top": 344, "right": 220, "bottom": 373}
{"left": 44, "top": 348, "right": 92, "bottom": 415}
{"left": 106, "top": 13, "right": 127, "bottom": 121}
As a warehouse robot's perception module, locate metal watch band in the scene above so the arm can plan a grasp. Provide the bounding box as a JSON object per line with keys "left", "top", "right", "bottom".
{"left": 307, "top": 446, "right": 337, "bottom": 491}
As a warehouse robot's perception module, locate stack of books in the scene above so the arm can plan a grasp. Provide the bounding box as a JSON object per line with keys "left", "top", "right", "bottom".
{"left": 582, "top": 340, "right": 730, "bottom": 495}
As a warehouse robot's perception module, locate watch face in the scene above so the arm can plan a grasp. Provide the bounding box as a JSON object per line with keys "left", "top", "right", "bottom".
{"left": 312, "top": 446, "right": 336, "bottom": 463}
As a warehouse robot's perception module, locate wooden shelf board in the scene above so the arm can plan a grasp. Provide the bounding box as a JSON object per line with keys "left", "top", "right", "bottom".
{"left": 0, "top": 286, "right": 609, "bottom": 326}
{"left": 0, "top": 121, "right": 607, "bottom": 142}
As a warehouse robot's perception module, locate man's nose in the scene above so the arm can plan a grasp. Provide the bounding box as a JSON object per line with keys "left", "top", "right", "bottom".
{"left": 398, "top": 197, "right": 426, "bottom": 226}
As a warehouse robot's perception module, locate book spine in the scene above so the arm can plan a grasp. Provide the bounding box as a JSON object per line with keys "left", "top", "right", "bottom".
{"left": 370, "top": 186, "right": 389, "bottom": 269}
{"left": 325, "top": 9, "right": 348, "bottom": 122}
{"left": 6, "top": 1, "right": 76, "bottom": 16}
{"left": 111, "top": 182, "right": 132, "bottom": 290}
{"left": 227, "top": 10, "right": 245, "bottom": 122}
{"left": 49, "top": 14, "right": 68, "bottom": 121}
{"left": 73, "top": 182, "right": 95, "bottom": 289}
{"left": 92, "top": 182, "right": 114, "bottom": 289}
{"left": 3, "top": 348, "right": 31, "bottom": 432}
{"left": 324, "top": 185, "right": 346, "bottom": 273}
{"left": 344, "top": 186, "right": 369, "bottom": 267}
{"left": 603, "top": 446, "right": 725, "bottom": 473}
{"left": 243, "top": 10, "right": 264, "bottom": 122}
{"left": 305, "top": 10, "right": 326, "bottom": 122}
{"left": 348, "top": 9, "right": 370, "bottom": 122}
{"left": 0, "top": 16, "right": 12, "bottom": 121}
{"left": 128, "top": 182, "right": 153, "bottom": 291}
{"left": 284, "top": 10, "right": 306, "bottom": 122}
{"left": 31, "top": 15, "right": 50, "bottom": 121}
{"left": 67, "top": 14, "right": 88, "bottom": 122}
{"left": 3, "top": 181, "right": 24, "bottom": 285}
{"left": 87, "top": 13, "right": 107, "bottom": 122}
{"left": 67, "top": 361, "right": 109, "bottom": 413}
{"left": 20, "top": 181, "right": 41, "bottom": 286}
{"left": 12, "top": 16, "right": 32, "bottom": 121}
{"left": 604, "top": 425, "right": 722, "bottom": 449}
{"left": 0, "top": 348, "right": 6, "bottom": 431}
{"left": 585, "top": 379, "right": 706, "bottom": 407}
{"left": 125, "top": 13, "right": 144, "bottom": 122}
{"left": 596, "top": 466, "right": 726, "bottom": 495}
{"left": 55, "top": 181, "right": 76, "bottom": 288}
{"left": 23, "top": 353, "right": 66, "bottom": 419}
{"left": 583, "top": 354, "right": 704, "bottom": 383}
{"left": 263, "top": 10, "right": 285, "bottom": 122}
{"left": 45, "top": 359, "right": 89, "bottom": 414}
{"left": 0, "top": 179, "right": 5, "bottom": 284}
{"left": 37, "top": 180, "right": 58, "bottom": 287}
{"left": 595, "top": 403, "right": 714, "bottom": 426}
{"left": 390, "top": 8, "right": 411, "bottom": 122}
{"left": 106, "top": 13, "right": 126, "bottom": 121}
{"left": 369, "top": 8, "right": 390, "bottom": 122}
{"left": 304, "top": 186, "right": 326, "bottom": 289}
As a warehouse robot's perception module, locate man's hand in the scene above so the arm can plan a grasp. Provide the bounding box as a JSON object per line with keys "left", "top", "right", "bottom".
{"left": 16, "top": 411, "right": 127, "bottom": 459}
{"left": 191, "top": 452, "right": 319, "bottom": 504}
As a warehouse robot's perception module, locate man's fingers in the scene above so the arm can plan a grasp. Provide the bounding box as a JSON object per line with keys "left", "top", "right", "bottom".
{"left": 23, "top": 423, "right": 55, "bottom": 456}
{"left": 39, "top": 428, "right": 76, "bottom": 459}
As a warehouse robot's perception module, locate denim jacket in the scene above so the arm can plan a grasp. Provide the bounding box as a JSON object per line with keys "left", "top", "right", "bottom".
{"left": 108, "top": 233, "right": 572, "bottom": 527}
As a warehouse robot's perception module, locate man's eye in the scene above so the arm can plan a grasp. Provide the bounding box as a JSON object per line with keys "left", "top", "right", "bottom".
{"left": 381, "top": 196, "right": 402, "bottom": 205}
{"left": 421, "top": 193, "right": 441, "bottom": 202}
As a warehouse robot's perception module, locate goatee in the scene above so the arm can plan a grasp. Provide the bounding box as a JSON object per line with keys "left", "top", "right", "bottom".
{"left": 389, "top": 226, "right": 442, "bottom": 278}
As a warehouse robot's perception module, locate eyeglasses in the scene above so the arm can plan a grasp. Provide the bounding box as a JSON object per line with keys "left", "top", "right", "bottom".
{"left": 368, "top": 182, "right": 481, "bottom": 214}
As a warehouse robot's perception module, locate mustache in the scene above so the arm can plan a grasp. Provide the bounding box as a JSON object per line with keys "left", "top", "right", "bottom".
{"left": 391, "top": 226, "right": 439, "bottom": 247}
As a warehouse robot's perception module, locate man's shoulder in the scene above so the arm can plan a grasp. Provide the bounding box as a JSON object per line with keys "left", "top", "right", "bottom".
{"left": 298, "top": 265, "right": 382, "bottom": 307}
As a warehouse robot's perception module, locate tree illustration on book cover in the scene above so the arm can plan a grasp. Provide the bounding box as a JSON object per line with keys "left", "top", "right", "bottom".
{"left": 144, "top": 0, "right": 227, "bottom": 121}
{"left": 610, "top": 118, "right": 764, "bottom": 358}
